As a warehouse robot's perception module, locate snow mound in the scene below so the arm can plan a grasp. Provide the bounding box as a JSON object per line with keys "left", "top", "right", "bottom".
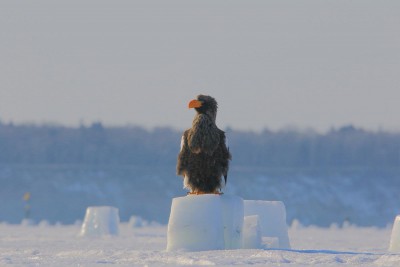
{"left": 166, "top": 194, "right": 244, "bottom": 251}
{"left": 80, "top": 206, "right": 120, "bottom": 237}
{"left": 389, "top": 215, "right": 400, "bottom": 252}
{"left": 244, "top": 200, "right": 291, "bottom": 249}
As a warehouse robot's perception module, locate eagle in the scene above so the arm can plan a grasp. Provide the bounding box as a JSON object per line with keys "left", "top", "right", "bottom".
{"left": 177, "top": 95, "right": 232, "bottom": 194}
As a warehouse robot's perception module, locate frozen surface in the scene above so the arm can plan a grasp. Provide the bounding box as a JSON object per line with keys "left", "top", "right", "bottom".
{"left": 389, "top": 215, "right": 400, "bottom": 252}
{"left": 0, "top": 223, "right": 398, "bottom": 266}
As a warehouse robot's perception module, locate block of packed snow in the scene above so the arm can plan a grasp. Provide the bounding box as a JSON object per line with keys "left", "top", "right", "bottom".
{"left": 21, "top": 219, "right": 35, "bottom": 226}
{"left": 242, "top": 215, "right": 262, "bottom": 249}
{"left": 166, "top": 194, "right": 244, "bottom": 251}
{"left": 262, "top": 236, "right": 280, "bottom": 249}
{"left": 167, "top": 195, "right": 224, "bottom": 251}
{"left": 244, "top": 200, "right": 290, "bottom": 249}
{"left": 221, "top": 195, "right": 244, "bottom": 249}
{"left": 80, "top": 206, "right": 120, "bottom": 237}
{"left": 129, "top": 215, "right": 145, "bottom": 228}
{"left": 389, "top": 215, "right": 400, "bottom": 252}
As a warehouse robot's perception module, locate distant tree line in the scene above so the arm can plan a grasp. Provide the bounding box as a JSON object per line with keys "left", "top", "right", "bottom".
{"left": 0, "top": 122, "right": 399, "bottom": 169}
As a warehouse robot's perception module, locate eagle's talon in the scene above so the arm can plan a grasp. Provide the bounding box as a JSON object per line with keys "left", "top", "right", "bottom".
{"left": 187, "top": 190, "right": 223, "bottom": 196}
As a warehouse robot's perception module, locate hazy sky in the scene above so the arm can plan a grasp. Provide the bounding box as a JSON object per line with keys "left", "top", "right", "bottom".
{"left": 1, "top": 1, "right": 399, "bottom": 132}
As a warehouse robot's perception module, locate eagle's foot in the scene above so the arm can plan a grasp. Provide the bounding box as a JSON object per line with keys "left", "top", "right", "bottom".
{"left": 187, "top": 190, "right": 223, "bottom": 195}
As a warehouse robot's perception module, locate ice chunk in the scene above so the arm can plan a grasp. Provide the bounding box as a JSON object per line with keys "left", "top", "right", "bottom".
{"left": 244, "top": 200, "right": 291, "bottom": 249}
{"left": 129, "top": 215, "right": 145, "bottom": 228}
{"left": 166, "top": 194, "right": 244, "bottom": 251}
{"left": 262, "top": 236, "right": 280, "bottom": 249}
{"left": 242, "top": 215, "right": 262, "bottom": 249}
{"left": 167, "top": 195, "right": 224, "bottom": 251}
{"left": 221, "top": 195, "right": 244, "bottom": 249}
{"left": 38, "top": 220, "right": 50, "bottom": 228}
{"left": 21, "top": 219, "right": 35, "bottom": 226}
{"left": 389, "top": 215, "right": 400, "bottom": 252}
{"left": 80, "top": 206, "right": 120, "bottom": 237}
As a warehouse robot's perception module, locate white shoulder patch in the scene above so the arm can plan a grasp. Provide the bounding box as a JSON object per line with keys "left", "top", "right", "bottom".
{"left": 183, "top": 175, "right": 191, "bottom": 190}
{"left": 180, "top": 135, "right": 184, "bottom": 152}
{"left": 225, "top": 136, "right": 229, "bottom": 148}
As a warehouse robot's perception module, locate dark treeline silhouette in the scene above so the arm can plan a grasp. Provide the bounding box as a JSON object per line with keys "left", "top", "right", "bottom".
{"left": 0, "top": 122, "right": 399, "bottom": 169}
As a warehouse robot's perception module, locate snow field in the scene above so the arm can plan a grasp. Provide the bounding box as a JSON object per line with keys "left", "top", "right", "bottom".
{"left": 1, "top": 196, "right": 399, "bottom": 265}
{"left": 0, "top": 222, "right": 399, "bottom": 266}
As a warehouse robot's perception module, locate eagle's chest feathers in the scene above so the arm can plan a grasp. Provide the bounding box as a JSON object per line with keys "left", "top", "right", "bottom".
{"left": 187, "top": 114, "right": 220, "bottom": 155}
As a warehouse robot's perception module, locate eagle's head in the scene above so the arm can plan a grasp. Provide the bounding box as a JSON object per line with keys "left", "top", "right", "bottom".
{"left": 188, "top": 95, "right": 218, "bottom": 122}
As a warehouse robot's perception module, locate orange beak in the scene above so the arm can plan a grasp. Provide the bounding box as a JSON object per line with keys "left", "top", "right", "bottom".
{"left": 188, "top": 99, "right": 202, "bottom": 109}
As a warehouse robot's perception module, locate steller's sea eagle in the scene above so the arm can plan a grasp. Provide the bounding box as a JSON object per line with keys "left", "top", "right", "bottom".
{"left": 177, "top": 95, "right": 231, "bottom": 194}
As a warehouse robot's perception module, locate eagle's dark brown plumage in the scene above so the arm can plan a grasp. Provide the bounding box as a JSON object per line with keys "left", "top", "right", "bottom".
{"left": 177, "top": 95, "right": 232, "bottom": 194}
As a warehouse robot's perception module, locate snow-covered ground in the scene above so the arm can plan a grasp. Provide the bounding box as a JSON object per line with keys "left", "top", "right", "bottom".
{"left": 1, "top": 166, "right": 399, "bottom": 265}
{"left": 1, "top": 222, "right": 399, "bottom": 266}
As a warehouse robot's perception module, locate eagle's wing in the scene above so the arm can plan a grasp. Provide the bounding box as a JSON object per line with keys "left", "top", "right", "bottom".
{"left": 176, "top": 131, "right": 189, "bottom": 177}
{"left": 219, "top": 131, "right": 231, "bottom": 185}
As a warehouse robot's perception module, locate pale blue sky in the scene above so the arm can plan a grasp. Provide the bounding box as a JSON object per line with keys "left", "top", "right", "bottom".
{"left": 1, "top": 1, "right": 399, "bottom": 132}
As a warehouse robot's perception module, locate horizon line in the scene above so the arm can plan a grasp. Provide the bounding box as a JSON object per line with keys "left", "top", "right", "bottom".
{"left": 1, "top": 119, "right": 398, "bottom": 135}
